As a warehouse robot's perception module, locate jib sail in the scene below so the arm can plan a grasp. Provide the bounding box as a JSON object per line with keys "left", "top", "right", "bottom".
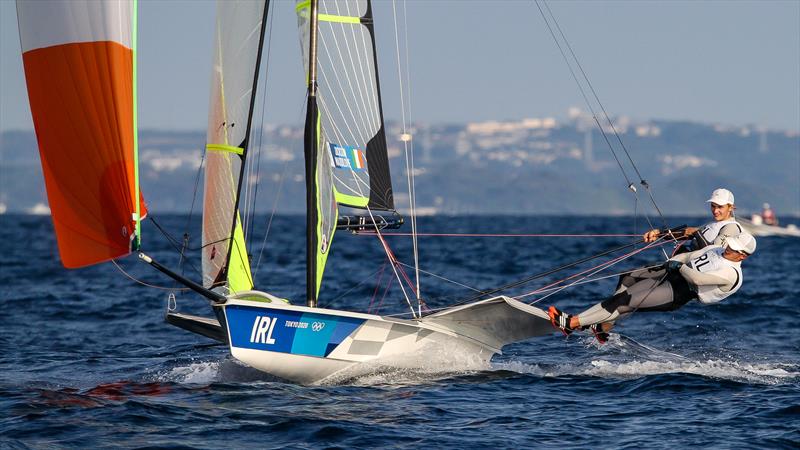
{"left": 202, "top": 0, "right": 269, "bottom": 294}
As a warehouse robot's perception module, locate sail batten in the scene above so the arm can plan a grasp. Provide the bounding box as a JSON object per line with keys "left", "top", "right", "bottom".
{"left": 17, "top": 0, "right": 145, "bottom": 268}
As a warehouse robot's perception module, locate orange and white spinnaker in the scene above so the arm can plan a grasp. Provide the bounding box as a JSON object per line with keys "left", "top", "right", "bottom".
{"left": 17, "top": 0, "right": 146, "bottom": 268}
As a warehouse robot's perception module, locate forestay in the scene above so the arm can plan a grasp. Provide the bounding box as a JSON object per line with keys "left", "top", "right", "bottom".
{"left": 202, "top": 0, "right": 267, "bottom": 293}
{"left": 17, "top": 0, "right": 146, "bottom": 268}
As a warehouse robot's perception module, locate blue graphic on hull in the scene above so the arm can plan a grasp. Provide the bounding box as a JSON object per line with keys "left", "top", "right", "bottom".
{"left": 226, "top": 305, "right": 365, "bottom": 358}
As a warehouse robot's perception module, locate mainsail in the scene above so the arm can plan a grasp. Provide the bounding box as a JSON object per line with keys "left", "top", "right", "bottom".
{"left": 296, "top": 0, "right": 395, "bottom": 302}
{"left": 17, "top": 0, "right": 146, "bottom": 268}
{"left": 202, "top": 0, "right": 269, "bottom": 293}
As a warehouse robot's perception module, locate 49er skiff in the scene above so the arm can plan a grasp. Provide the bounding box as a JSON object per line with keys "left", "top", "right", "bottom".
{"left": 18, "top": 0, "right": 556, "bottom": 384}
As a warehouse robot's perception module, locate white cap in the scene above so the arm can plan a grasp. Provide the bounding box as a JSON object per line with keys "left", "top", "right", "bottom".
{"left": 706, "top": 188, "right": 735, "bottom": 205}
{"left": 726, "top": 232, "right": 756, "bottom": 255}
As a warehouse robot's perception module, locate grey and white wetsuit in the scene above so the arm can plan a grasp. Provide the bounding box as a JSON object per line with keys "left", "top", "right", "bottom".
{"left": 576, "top": 246, "right": 743, "bottom": 326}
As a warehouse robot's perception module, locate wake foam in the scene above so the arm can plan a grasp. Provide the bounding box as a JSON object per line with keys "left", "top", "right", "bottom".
{"left": 584, "top": 358, "right": 798, "bottom": 384}
{"left": 319, "top": 340, "right": 493, "bottom": 386}
{"left": 490, "top": 333, "right": 799, "bottom": 385}
{"left": 159, "top": 361, "right": 221, "bottom": 384}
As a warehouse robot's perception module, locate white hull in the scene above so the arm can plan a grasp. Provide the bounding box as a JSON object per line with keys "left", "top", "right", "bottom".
{"left": 740, "top": 217, "right": 800, "bottom": 237}
{"left": 221, "top": 296, "right": 553, "bottom": 384}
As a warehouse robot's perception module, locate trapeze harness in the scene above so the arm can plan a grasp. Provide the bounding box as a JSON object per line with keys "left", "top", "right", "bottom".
{"left": 576, "top": 246, "right": 743, "bottom": 325}
{"left": 676, "top": 219, "right": 741, "bottom": 254}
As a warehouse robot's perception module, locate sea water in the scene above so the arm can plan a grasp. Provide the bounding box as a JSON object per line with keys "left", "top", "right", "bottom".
{"left": 1, "top": 215, "right": 798, "bottom": 448}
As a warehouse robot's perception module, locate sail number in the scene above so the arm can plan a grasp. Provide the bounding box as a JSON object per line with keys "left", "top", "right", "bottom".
{"left": 249, "top": 315, "right": 277, "bottom": 345}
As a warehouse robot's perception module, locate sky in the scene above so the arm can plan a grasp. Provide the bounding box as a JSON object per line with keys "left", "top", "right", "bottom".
{"left": 1, "top": 0, "right": 799, "bottom": 132}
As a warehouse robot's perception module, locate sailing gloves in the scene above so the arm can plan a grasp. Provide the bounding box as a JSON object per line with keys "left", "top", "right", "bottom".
{"left": 663, "top": 260, "right": 683, "bottom": 273}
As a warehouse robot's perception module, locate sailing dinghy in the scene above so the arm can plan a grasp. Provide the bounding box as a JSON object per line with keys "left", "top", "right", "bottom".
{"left": 17, "top": 0, "right": 557, "bottom": 384}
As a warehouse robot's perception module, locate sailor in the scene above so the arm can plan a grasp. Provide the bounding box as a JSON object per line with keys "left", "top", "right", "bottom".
{"left": 761, "top": 202, "right": 778, "bottom": 226}
{"left": 548, "top": 232, "right": 756, "bottom": 343}
{"left": 643, "top": 188, "right": 741, "bottom": 253}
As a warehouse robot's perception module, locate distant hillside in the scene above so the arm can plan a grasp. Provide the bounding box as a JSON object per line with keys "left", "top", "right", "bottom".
{"left": 1, "top": 117, "right": 798, "bottom": 217}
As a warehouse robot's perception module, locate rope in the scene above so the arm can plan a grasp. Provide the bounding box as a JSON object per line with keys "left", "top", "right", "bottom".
{"left": 253, "top": 158, "right": 289, "bottom": 278}
{"left": 534, "top": 0, "right": 667, "bottom": 236}
{"left": 542, "top": 1, "right": 669, "bottom": 229}
{"left": 522, "top": 239, "right": 669, "bottom": 304}
{"left": 247, "top": 5, "right": 275, "bottom": 255}
{"left": 111, "top": 260, "right": 190, "bottom": 291}
{"left": 392, "top": 0, "right": 422, "bottom": 310}
{"left": 367, "top": 259, "right": 389, "bottom": 313}
{"left": 358, "top": 232, "right": 640, "bottom": 238}
{"left": 148, "top": 216, "right": 203, "bottom": 278}
{"left": 396, "top": 261, "right": 483, "bottom": 293}
{"left": 455, "top": 238, "right": 647, "bottom": 305}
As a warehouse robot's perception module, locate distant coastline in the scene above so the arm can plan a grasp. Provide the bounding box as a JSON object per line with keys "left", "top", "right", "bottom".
{"left": 2, "top": 116, "right": 798, "bottom": 216}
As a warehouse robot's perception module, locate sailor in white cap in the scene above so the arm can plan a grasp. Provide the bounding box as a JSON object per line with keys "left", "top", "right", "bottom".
{"left": 643, "top": 188, "right": 741, "bottom": 252}
{"left": 549, "top": 231, "right": 756, "bottom": 343}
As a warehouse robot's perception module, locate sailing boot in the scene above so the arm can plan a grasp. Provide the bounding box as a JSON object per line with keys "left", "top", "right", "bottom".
{"left": 548, "top": 306, "right": 574, "bottom": 336}
{"left": 588, "top": 323, "right": 610, "bottom": 344}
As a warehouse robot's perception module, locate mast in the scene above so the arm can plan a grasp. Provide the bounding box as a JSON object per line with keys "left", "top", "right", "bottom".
{"left": 305, "top": 0, "right": 320, "bottom": 307}
{"left": 222, "top": 0, "right": 271, "bottom": 287}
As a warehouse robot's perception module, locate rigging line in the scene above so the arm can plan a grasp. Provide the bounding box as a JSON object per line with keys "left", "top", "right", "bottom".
{"left": 321, "top": 263, "right": 385, "bottom": 307}
{"left": 533, "top": 0, "right": 632, "bottom": 189}
{"left": 541, "top": 1, "right": 668, "bottom": 228}
{"left": 111, "top": 260, "right": 190, "bottom": 291}
{"left": 253, "top": 101, "right": 305, "bottom": 279}
{"left": 248, "top": 2, "right": 277, "bottom": 256}
{"left": 534, "top": 1, "right": 661, "bottom": 239}
{"left": 457, "top": 234, "right": 678, "bottom": 306}
{"left": 374, "top": 228, "right": 417, "bottom": 317}
{"left": 374, "top": 275, "right": 394, "bottom": 315}
{"left": 534, "top": 2, "right": 663, "bottom": 239}
{"left": 358, "top": 232, "right": 640, "bottom": 238}
{"left": 522, "top": 264, "right": 663, "bottom": 296}
{"left": 253, "top": 159, "right": 289, "bottom": 277}
{"left": 395, "top": 261, "right": 483, "bottom": 293}
{"left": 614, "top": 271, "right": 670, "bottom": 326}
{"left": 523, "top": 241, "right": 666, "bottom": 304}
{"left": 329, "top": 103, "right": 416, "bottom": 316}
{"left": 367, "top": 258, "right": 389, "bottom": 313}
{"left": 392, "top": 0, "right": 420, "bottom": 306}
{"left": 147, "top": 216, "right": 204, "bottom": 278}
{"left": 182, "top": 144, "right": 207, "bottom": 261}
{"left": 526, "top": 251, "right": 635, "bottom": 305}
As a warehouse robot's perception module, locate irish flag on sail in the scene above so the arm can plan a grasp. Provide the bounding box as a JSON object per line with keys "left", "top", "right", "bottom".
{"left": 17, "top": 0, "right": 146, "bottom": 268}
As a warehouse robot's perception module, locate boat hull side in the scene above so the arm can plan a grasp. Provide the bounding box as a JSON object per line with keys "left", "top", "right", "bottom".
{"left": 222, "top": 301, "right": 493, "bottom": 383}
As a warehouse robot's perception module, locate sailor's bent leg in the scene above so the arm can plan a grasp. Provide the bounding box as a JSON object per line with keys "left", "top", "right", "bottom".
{"left": 575, "top": 291, "right": 632, "bottom": 326}
{"left": 577, "top": 278, "right": 675, "bottom": 326}
{"left": 614, "top": 266, "right": 666, "bottom": 295}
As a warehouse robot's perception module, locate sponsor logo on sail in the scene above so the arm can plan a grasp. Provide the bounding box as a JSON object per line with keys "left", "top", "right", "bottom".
{"left": 329, "top": 142, "right": 367, "bottom": 171}
{"left": 330, "top": 143, "right": 351, "bottom": 169}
